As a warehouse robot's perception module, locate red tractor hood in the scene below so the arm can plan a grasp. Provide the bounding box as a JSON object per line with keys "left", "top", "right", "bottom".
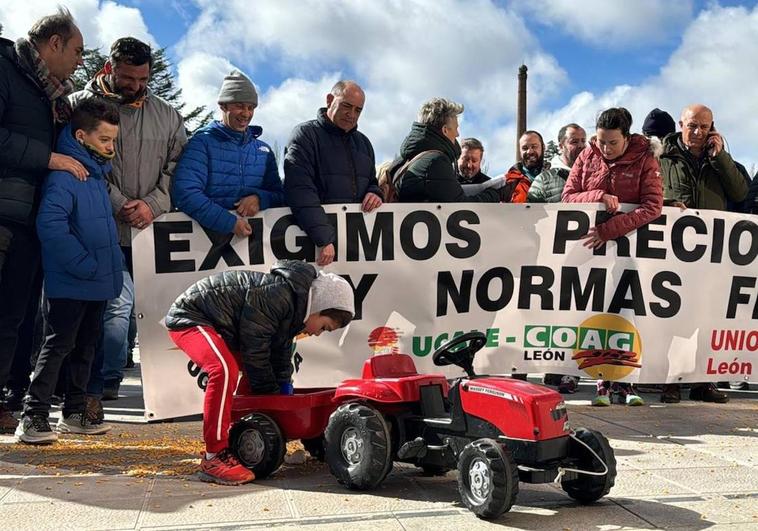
{"left": 459, "top": 377, "right": 570, "bottom": 442}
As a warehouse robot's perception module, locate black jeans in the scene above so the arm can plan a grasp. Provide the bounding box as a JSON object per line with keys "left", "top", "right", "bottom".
{"left": 0, "top": 222, "right": 41, "bottom": 392}
{"left": 24, "top": 298, "right": 106, "bottom": 418}
{"left": 5, "top": 271, "right": 44, "bottom": 396}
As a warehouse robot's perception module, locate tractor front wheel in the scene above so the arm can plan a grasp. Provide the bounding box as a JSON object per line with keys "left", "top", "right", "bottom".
{"left": 457, "top": 438, "right": 519, "bottom": 519}
{"left": 561, "top": 428, "right": 617, "bottom": 503}
{"left": 324, "top": 403, "right": 392, "bottom": 490}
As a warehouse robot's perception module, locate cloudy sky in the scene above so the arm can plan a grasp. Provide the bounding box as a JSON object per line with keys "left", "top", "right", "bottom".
{"left": 2, "top": 0, "right": 757, "bottom": 174}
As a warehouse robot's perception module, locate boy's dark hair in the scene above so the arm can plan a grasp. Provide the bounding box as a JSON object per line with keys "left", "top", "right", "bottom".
{"left": 596, "top": 107, "right": 633, "bottom": 137}
{"left": 319, "top": 308, "right": 353, "bottom": 328}
{"left": 28, "top": 7, "right": 77, "bottom": 46}
{"left": 110, "top": 37, "right": 153, "bottom": 69}
{"left": 71, "top": 98, "right": 120, "bottom": 134}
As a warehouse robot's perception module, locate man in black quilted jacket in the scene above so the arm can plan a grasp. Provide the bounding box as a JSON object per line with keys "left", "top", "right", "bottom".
{"left": 283, "top": 80, "right": 383, "bottom": 267}
{"left": 165, "top": 260, "right": 353, "bottom": 485}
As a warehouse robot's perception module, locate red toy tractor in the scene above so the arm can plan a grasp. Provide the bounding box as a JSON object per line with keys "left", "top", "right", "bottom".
{"left": 227, "top": 332, "right": 616, "bottom": 520}
{"left": 323, "top": 332, "right": 617, "bottom": 519}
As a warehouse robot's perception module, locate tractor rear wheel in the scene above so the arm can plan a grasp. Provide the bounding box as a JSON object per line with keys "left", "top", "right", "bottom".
{"left": 457, "top": 438, "right": 519, "bottom": 519}
{"left": 229, "top": 413, "right": 285, "bottom": 479}
{"left": 561, "top": 428, "right": 617, "bottom": 503}
{"left": 325, "top": 403, "right": 392, "bottom": 490}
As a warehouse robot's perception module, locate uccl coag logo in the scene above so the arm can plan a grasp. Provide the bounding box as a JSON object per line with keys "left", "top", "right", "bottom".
{"left": 524, "top": 314, "right": 642, "bottom": 380}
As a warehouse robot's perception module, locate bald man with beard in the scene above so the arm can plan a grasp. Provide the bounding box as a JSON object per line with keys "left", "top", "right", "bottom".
{"left": 658, "top": 103, "right": 748, "bottom": 405}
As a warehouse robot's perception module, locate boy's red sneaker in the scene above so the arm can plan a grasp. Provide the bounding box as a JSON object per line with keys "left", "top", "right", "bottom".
{"left": 199, "top": 449, "right": 255, "bottom": 485}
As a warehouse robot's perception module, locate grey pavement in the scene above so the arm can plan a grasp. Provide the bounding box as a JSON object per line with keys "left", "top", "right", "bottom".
{"left": 0, "top": 367, "right": 756, "bottom": 530}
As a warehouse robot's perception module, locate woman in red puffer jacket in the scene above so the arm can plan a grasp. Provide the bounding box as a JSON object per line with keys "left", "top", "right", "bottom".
{"left": 562, "top": 107, "right": 663, "bottom": 407}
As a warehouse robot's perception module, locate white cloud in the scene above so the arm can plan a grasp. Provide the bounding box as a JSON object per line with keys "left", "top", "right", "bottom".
{"left": 0, "top": 0, "right": 156, "bottom": 51}
{"left": 176, "top": 0, "right": 566, "bottom": 172}
{"left": 524, "top": 0, "right": 695, "bottom": 47}
{"left": 525, "top": 4, "right": 758, "bottom": 173}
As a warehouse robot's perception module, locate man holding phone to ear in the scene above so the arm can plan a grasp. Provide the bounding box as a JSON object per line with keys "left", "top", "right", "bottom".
{"left": 661, "top": 104, "right": 747, "bottom": 210}
{"left": 658, "top": 103, "right": 748, "bottom": 405}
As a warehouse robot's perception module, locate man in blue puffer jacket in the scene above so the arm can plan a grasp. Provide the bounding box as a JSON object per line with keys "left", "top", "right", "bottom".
{"left": 173, "top": 70, "right": 284, "bottom": 237}
{"left": 16, "top": 98, "right": 123, "bottom": 445}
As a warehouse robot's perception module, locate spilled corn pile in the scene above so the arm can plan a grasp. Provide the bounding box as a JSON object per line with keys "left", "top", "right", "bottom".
{"left": 0, "top": 429, "right": 309, "bottom": 478}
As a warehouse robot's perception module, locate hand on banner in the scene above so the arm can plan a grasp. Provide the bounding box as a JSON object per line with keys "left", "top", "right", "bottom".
{"left": 235, "top": 195, "right": 260, "bottom": 217}
{"left": 601, "top": 193, "right": 619, "bottom": 213}
{"left": 671, "top": 200, "right": 687, "bottom": 211}
{"left": 121, "top": 200, "right": 155, "bottom": 229}
{"left": 233, "top": 217, "right": 253, "bottom": 238}
{"left": 582, "top": 226, "right": 606, "bottom": 249}
{"left": 362, "top": 192, "right": 383, "bottom": 213}
{"left": 317, "top": 243, "right": 335, "bottom": 266}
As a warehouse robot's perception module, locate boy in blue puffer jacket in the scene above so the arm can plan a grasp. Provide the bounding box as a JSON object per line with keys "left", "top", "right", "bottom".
{"left": 16, "top": 98, "right": 124, "bottom": 444}
{"left": 172, "top": 70, "right": 284, "bottom": 238}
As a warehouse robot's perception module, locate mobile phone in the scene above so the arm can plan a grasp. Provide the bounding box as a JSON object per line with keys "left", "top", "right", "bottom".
{"left": 706, "top": 122, "right": 717, "bottom": 157}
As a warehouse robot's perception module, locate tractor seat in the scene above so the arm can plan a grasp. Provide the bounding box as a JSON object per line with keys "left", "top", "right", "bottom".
{"left": 362, "top": 354, "right": 449, "bottom": 402}
{"left": 362, "top": 353, "right": 420, "bottom": 379}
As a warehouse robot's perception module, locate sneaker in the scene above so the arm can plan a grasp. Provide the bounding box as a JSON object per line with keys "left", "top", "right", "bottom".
{"left": 542, "top": 374, "right": 563, "bottom": 386}
{"left": 661, "top": 384, "right": 681, "bottom": 403}
{"left": 592, "top": 394, "right": 611, "bottom": 407}
{"left": 4, "top": 389, "right": 24, "bottom": 412}
{"left": 57, "top": 413, "right": 112, "bottom": 435}
{"left": 558, "top": 375, "right": 578, "bottom": 394}
{"left": 85, "top": 396, "right": 104, "bottom": 424}
{"left": 15, "top": 414, "right": 58, "bottom": 444}
{"left": 0, "top": 406, "right": 19, "bottom": 434}
{"left": 689, "top": 383, "right": 729, "bottom": 403}
{"left": 626, "top": 394, "right": 644, "bottom": 406}
{"left": 199, "top": 449, "right": 255, "bottom": 485}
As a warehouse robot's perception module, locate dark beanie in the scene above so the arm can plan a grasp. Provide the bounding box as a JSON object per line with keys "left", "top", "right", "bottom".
{"left": 642, "top": 108, "right": 676, "bottom": 138}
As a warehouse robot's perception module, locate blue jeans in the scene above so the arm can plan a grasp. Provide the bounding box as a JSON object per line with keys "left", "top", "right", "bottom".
{"left": 87, "top": 272, "right": 134, "bottom": 396}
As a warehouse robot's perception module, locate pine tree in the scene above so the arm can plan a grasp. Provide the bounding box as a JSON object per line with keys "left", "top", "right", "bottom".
{"left": 544, "top": 140, "right": 560, "bottom": 162}
{"left": 71, "top": 47, "right": 212, "bottom": 133}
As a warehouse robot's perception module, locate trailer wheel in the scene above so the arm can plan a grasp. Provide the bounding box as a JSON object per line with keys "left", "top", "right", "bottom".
{"left": 457, "top": 438, "right": 519, "bottom": 519}
{"left": 229, "top": 413, "right": 285, "bottom": 479}
{"left": 301, "top": 436, "right": 326, "bottom": 462}
{"left": 561, "top": 428, "right": 617, "bottom": 503}
{"left": 325, "top": 403, "right": 392, "bottom": 490}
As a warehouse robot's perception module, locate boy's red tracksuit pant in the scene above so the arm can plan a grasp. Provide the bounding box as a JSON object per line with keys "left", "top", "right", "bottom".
{"left": 169, "top": 326, "right": 240, "bottom": 453}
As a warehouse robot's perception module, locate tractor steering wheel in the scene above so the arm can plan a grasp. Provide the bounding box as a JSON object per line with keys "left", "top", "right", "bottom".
{"left": 432, "top": 331, "right": 487, "bottom": 369}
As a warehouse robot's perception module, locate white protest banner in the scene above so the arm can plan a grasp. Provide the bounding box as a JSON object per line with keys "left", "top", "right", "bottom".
{"left": 133, "top": 204, "right": 757, "bottom": 420}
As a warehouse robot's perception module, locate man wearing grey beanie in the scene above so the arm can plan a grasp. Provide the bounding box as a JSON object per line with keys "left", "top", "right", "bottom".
{"left": 164, "top": 260, "right": 353, "bottom": 485}
{"left": 172, "top": 69, "right": 284, "bottom": 239}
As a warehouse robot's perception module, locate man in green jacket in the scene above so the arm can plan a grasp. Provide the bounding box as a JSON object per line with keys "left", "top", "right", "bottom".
{"left": 659, "top": 104, "right": 747, "bottom": 405}
{"left": 660, "top": 104, "right": 747, "bottom": 210}
{"left": 528, "top": 123, "right": 586, "bottom": 204}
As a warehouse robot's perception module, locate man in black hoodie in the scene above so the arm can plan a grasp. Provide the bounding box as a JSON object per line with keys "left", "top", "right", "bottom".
{"left": 284, "top": 81, "right": 383, "bottom": 267}
{"left": 0, "top": 8, "right": 85, "bottom": 433}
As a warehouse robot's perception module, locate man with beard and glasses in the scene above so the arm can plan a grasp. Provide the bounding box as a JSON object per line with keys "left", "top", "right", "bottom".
{"left": 70, "top": 37, "right": 187, "bottom": 416}
{"left": 457, "top": 138, "right": 490, "bottom": 185}
{"left": 528, "top": 124, "right": 586, "bottom": 204}
{"left": 0, "top": 8, "right": 84, "bottom": 433}
{"left": 505, "top": 130, "right": 549, "bottom": 203}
